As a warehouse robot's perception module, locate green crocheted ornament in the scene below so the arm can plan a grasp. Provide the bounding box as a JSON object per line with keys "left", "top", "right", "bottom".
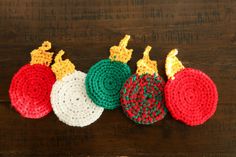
{"left": 86, "top": 35, "right": 133, "bottom": 110}
{"left": 86, "top": 59, "right": 131, "bottom": 109}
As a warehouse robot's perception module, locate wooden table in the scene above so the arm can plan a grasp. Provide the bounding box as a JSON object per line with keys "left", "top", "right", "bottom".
{"left": 0, "top": 0, "right": 235, "bottom": 156}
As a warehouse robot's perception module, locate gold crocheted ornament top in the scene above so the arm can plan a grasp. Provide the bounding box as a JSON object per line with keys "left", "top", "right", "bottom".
{"left": 51, "top": 50, "right": 75, "bottom": 80}
{"left": 30, "top": 41, "right": 54, "bottom": 66}
{"left": 136, "top": 46, "right": 158, "bottom": 75}
{"left": 165, "top": 49, "right": 185, "bottom": 80}
{"left": 109, "top": 35, "right": 133, "bottom": 63}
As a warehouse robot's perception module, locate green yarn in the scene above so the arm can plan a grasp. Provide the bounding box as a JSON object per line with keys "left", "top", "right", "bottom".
{"left": 120, "top": 74, "right": 167, "bottom": 125}
{"left": 86, "top": 59, "right": 131, "bottom": 110}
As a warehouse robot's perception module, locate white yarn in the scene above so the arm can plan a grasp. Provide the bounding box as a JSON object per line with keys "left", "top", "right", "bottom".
{"left": 51, "top": 70, "right": 104, "bottom": 127}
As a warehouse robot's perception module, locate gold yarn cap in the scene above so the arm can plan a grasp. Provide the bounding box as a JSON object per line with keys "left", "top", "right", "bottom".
{"left": 51, "top": 50, "right": 75, "bottom": 80}
{"left": 136, "top": 46, "right": 158, "bottom": 75}
{"left": 165, "top": 49, "right": 185, "bottom": 80}
{"left": 30, "top": 41, "right": 54, "bottom": 66}
{"left": 109, "top": 35, "right": 133, "bottom": 63}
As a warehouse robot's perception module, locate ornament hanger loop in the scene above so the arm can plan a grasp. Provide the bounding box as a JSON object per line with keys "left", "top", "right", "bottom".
{"left": 143, "top": 45, "right": 152, "bottom": 60}
{"left": 118, "top": 35, "right": 130, "bottom": 48}
{"left": 54, "top": 50, "right": 65, "bottom": 63}
{"left": 30, "top": 41, "right": 54, "bottom": 66}
{"left": 109, "top": 35, "right": 133, "bottom": 63}
{"left": 39, "top": 41, "right": 51, "bottom": 51}
{"left": 165, "top": 49, "right": 185, "bottom": 80}
{"left": 136, "top": 45, "right": 158, "bottom": 75}
{"left": 51, "top": 50, "right": 75, "bottom": 80}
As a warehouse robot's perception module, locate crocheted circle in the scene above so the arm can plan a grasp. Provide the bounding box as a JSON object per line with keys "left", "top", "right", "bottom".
{"left": 51, "top": 71, "right": 104, "bottom": 127}
{"left": 120, "top": 74, "right": 167, "bottom": 124}
{"left": 86, "top": 59, "right": 131, "bottom": 110}
{"left": 165, "top": 68, "right": 218, "bottom": 126}
{"left": 9, "top": 64, "right": 56, "bottom": 119}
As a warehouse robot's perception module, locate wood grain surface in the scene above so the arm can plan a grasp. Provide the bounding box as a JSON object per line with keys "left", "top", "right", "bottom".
{"left": 0, "top": 0, "right": 235, "bottom": 156}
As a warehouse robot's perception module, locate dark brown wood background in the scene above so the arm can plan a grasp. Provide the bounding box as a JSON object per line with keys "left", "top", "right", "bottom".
{"left": 0, "top": 0, "right": 235, "bottom": 156}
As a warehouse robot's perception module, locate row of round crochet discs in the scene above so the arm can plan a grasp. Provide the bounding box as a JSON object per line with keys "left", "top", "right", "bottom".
{"left": 8, "top": 36, "right": 218, "bottom": 127}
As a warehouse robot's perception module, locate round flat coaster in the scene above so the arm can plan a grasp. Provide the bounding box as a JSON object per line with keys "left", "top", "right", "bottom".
{"left": 165, "top": 68, "right": 218, "bottom": 126}
{"left": 51, "top": 70, "right": 104, "bottom": 127}
{"left": 9, "top": 64, "right": 56, "bottom": 119}
{"left": 86, "top": 59, "right": 131, "bottom": 110}
{"left": 120, "top": 74, "right": 167, "bottom": 124}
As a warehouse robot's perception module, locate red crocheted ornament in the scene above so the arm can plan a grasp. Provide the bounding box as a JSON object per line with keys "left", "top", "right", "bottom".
{"left": 165, "top": 68, "right": 218, "bottom": 126}
{"left": 9, "top": 64, "right": 56, "bottom": 119}
{"left": 120, "top": 74, "right": 167, "bottom": 124}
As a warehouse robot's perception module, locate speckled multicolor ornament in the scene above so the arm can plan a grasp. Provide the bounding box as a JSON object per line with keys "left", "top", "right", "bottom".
{"left": 120, "top": 46, "right": 167, "bottom": 124}
{"left": 50, "top": 51, "right": 104, "bottom": 127}
{"left": 86, "top": 35, "right": 133, "bottom": 110}
{"left": 164, "top": 49, "right": 218, "bottom": 126}
{"left": 9, "top": 41, "right": 56, "bottom": 119}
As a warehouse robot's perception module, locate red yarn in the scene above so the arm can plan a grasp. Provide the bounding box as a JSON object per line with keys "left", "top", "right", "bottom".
{"left": 9, "top": 64, "right": 56, "bottom": 119}
{"left": 165, "top": 68, "right": 218, "bottom": 126}
{"left": 120, "top": 74, "right": 167, "bottom": 124}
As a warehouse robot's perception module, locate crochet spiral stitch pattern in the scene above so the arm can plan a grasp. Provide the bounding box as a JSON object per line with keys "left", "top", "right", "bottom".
{"left": 51, "top": 71, "right": 104, "bottom": 127}
{"left": 51, "top": 51, "right": 104, "bottom": 127}
{"left": 86, "top": 35, "right": 133, "bottom": 110}
{"left": 120, "top": 46, "right": 167, "bottom": 124}
{"left": 86, "top": 59, "right": 131, "bottom": 109}
{"left": 9, "top": 41, "right": 56, "bottom": 119}
{"left": 165, "top": 49, "right": 218, "bottom": 126}
{"left": 121, "top": 74, "right": 167, "bottom": 124}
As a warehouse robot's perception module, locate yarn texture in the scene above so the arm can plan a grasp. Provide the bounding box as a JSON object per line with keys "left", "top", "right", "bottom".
{"left": 51, "top": 70, "right": 104, "bottom": 127}
{"left": 165, "top": 49, "right": 218, "bottom": 126}
{"left": 109, "top": 35, "right": 133, "bottom": 63}
{"left": 9, "top": 64, "right": 56, "bottom": 118}
{"left": 120, "top": 74, "right": 167, "bottom": 124}
{"left": 120, "top": 46, "right": 166, "bottom": 124}
{"left": 30, "top": 41, "right": 54, "bottom": 66}
{"left": 165, "top": 49, "right": 184, "bottom": 80}
{"left": 165, "top": 68, "right": 218, "bottom": 126}
{"left": 86, "top": 35, "right": 133, "bottom": 110}
{"left": 51, "top": 50, "right": 75, "bottom": 80}
{"left": 86, "top": 59, "right": 131, "bottom": 109}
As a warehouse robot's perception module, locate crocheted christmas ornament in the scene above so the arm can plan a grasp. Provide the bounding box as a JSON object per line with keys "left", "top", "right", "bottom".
{"left": 165, "top": 49, "right": 218, "bottom": 126}
{"left": 86, "top": 35, "right": 133, "bottom": 110}
{"left": 50, "top": 51, "right": 104, "bottom": 127}
{"left": 9, "top": 41, "right": 56, "bottom": 119}
{"left": 120, "top": 46, "right": 167, "bottom": 124}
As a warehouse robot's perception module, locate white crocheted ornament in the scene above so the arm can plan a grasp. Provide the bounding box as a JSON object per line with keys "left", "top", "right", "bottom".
{"left": 51, "top": 70, "right": 104, "bottom": 127}
{"left": 50, "top": 51, "right": 104, "bottom": 127}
